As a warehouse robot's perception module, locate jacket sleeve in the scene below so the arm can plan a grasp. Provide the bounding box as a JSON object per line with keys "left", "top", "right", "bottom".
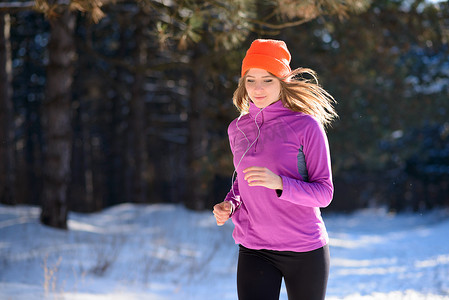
{"left": 278, "top": 119, "right": 334, "bottom": 208}
{"left": 224, "top": 178, "right": 242, "bottom": 216}
{"left": 223, "top": 119, "right": 242, "bottom": 215}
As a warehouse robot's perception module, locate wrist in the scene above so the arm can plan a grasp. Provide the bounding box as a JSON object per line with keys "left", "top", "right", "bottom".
{"left": 277, "top": 175, "right": 283, "bottom": 190}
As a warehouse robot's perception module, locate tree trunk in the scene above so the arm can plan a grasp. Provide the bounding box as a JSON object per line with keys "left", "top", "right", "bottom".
{"left": 70, "top": 98, "right": 96, "bottom": 212}
{"left": 185, "top": 45, "right": 210, "bottom": 210}
{"left": 0, "top": 13, "right": 15, "bottom": 205}
{"left": 108, "top": 77, "right": 125, "bottom": 206}
{"left": 40, "top": 10, "right": 76, "bottom": 229}
{"left": 126, "top": 10, "right": 149, "bottom": 203}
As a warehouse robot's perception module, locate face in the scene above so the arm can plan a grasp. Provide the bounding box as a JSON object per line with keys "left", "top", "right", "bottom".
{"left": 245, "top": 68, "right": 281, "bottom": 109}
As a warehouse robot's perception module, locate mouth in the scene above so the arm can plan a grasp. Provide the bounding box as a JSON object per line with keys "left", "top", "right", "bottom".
{"left": 253, "top": 96, "right": 265, "bottom": 101}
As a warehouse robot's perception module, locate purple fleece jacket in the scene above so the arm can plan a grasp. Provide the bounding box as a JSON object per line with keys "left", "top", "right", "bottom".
{"left": 224, "top": 100, "right": 333, "bottom": 252}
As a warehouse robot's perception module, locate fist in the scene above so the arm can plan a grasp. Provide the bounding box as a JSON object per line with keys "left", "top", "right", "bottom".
{"left": 243, "top": 166, "right": 283, "bottom": 190}
{"left": 213, "top": 201, "right": 232, "bottom": 226}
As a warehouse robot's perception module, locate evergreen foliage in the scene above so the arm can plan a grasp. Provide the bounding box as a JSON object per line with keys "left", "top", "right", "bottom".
{"left": 0, "top": 0, "right": 448, "bottom": 227}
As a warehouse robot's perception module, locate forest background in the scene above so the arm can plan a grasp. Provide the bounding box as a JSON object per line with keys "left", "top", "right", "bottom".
{"left": 0, "top": 0, "right": 448, "bottom": 229}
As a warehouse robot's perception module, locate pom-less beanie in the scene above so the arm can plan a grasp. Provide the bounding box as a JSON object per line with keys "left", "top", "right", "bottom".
{"left": 241, "top": 39, "right": 292, "bottom": 78}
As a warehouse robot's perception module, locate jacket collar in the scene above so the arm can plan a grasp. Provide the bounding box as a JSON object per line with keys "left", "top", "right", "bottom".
{"left": 248, "top": 100, "right": 287, "bottom": 122}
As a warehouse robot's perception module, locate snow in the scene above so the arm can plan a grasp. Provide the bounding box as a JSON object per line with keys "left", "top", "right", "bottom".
{"left": 1, "top": 203, "right": 449, "bottom": 300}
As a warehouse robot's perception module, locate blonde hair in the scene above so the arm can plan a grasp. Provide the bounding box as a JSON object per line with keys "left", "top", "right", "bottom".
{"left": 232, "top": 68, "right": 338, "bottom": 128}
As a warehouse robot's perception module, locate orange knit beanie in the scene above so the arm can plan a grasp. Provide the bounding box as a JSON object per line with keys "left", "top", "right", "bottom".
{"left": 241, "top": 39, "right": 291, "bottom": 78}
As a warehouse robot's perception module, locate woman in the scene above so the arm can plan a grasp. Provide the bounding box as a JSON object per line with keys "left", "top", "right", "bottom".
{"left": 213, "top": 39, "right": 338, "bottom": 300}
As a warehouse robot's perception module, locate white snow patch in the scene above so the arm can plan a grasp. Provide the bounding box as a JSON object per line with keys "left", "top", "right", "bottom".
{"left": 1, "top": 204, "right": 449, "bottom": 299}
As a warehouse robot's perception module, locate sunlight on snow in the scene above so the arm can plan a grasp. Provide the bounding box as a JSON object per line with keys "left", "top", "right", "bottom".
{"left": 332, "top": 257, "right": 398, "bottom": 267}
{"left": 415, "top": 254, "right": 449, "bottom": 268}
{"left": 1, "top": 204, "right": 449, "bottom": 300}
{"left": 68, "top": 220, "right": 104, "bottom": 233}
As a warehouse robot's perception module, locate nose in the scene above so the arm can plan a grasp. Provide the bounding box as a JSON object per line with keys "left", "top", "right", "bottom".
{"left": 254, "top": 82, "right": 264, "bottom": 91}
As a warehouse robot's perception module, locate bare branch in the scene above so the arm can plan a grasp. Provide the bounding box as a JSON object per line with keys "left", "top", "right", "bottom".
{"left": 249, "top": 17, "right": 312, "bottom": 30}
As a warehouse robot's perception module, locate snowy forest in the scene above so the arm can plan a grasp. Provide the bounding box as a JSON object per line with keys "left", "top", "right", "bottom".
{"left": 1, "top": 0, "right": 449, "bottom": 226}
{"left": 0, "top": 1, "right": 449, "bottom": 220}
{"left": 1, "top": 1, "right": 449, "bottom": 300}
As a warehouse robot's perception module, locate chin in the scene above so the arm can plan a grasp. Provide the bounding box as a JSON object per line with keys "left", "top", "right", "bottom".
{"left": 252, "top": 100, "right": 266, "bottom": 107}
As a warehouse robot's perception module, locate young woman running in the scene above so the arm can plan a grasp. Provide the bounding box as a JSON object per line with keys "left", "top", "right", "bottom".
{"left": 213, "top": 39, "right": 338, "bottom": 300}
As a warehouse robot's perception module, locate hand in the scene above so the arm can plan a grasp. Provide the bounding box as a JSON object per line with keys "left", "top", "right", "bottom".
{"left": 213, "top": 201, "right": 232, "bottom": 226}
{"left": 243, "top": 166, "right": 283, "bottom": 190}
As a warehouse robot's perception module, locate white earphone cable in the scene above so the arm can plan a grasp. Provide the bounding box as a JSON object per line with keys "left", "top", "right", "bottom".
{"left": 231, "top": 107, "right": 265, "bottom": 198}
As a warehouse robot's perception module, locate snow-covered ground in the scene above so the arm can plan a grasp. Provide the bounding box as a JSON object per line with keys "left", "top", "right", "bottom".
{"left": 1, "top": 203, "right": 449, "bottom": 300}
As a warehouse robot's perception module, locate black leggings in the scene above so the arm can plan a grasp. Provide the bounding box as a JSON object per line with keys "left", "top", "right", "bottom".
{"left": 237, "top": 244, "right": 330, "bottom": 300}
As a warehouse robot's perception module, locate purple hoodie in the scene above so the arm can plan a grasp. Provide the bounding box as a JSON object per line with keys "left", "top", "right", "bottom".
{"left": 224, "top": 100, "right": 333, "bottom": 252}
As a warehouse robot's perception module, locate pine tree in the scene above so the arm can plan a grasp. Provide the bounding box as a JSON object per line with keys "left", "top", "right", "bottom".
{"left": 0, "top": 13, "right": 15, "bottom": 205}
{"left": 35, "top": 0, "right": 105, "bottom": 228}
